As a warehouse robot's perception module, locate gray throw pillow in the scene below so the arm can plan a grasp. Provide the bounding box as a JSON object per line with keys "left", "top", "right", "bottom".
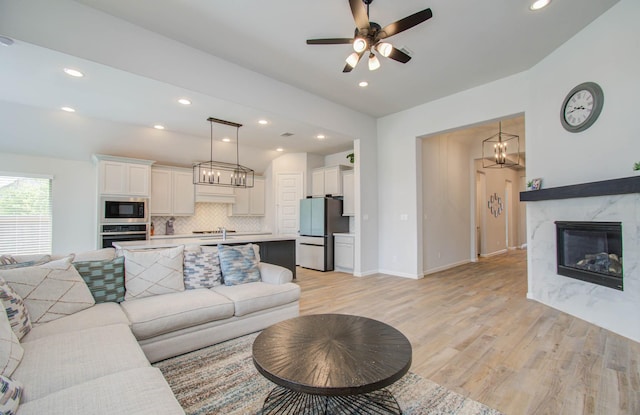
{"left": 73, "top": 256, "right": 126, "bottom": 303}
{"left": 218, "top": 244, "right": 261, "bottom": 286}
{"left": 183, "top": 251, "right": 222, "bottom": 289}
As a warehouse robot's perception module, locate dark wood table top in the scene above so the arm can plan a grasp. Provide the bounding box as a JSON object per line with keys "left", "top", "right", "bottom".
{"left": 252, "top": 314, "right": 412, "bottom": 396}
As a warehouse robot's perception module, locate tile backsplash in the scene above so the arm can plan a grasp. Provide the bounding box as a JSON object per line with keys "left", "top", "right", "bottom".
{"left": 152, "top": 203, "right": 264, "bottom": 235}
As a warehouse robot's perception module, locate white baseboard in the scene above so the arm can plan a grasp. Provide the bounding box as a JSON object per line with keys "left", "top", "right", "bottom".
{"left": 353, "top": 269, "right": 379, "bottom": 277}
{"left": 376, "top": 269, "right": 422, "bottom": 279}
{"left": 480, "top": 249, "right": 508, "bottom": 258}
{"left": 423, "top": 259, "right": 471, "bottom": 276}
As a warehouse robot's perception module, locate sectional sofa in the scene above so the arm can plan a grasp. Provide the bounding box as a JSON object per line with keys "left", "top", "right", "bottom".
{"left": 0, "top": 243, "right": 300, "bottom": 414}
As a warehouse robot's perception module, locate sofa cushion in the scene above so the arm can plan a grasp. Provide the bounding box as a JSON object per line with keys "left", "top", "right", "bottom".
{"left": 124, "top": 246, "right": 185, "bottom": 300}
{"left": 0, "top": 256, "right": 95, "bottom": 325}
{"left": 73, "top": 256, "right": 125, "bottom": 303}
{"left": 72, "top": 247, "right": 116, "bottom": 262}
{"left": 21, "top": 302, "right": 130, "bottom": 343}
{"left": 217, "top": 244, "right": 261, "bottom": 286}
{"left": 16, "top": 367, "right": 184, "bottom": 415}
{"left": 0, "top": 306, "right": 23, "bottom": 377}
{"left": 212, "top": 282, "right": 301, "bottom": 317}
{"left": 120, "top": 289, "right": 234, "bottom": 341}
{"left": 183, "top": 250, "right": 222, "bottom": 289}
{"left": 13, "top": 323, "right": 150, "bottom": 403}
{"left": 0, "top": 279, "right": 31, "bottom": 340}
{"left": 0, "top": 375, "right": 22, "bottom": 415}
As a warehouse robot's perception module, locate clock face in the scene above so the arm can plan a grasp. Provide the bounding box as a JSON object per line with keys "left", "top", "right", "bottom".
{"left": 564, "top": 90, "right": 594, "bottom": 126}
{"left": 560, "top": 82, "right": 604, "bottom": 133}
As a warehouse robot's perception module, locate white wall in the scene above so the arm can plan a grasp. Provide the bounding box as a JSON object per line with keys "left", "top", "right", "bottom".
{"left": 0, "top": 153, "right": 96, "bottom": 254}
{"left": 324, "top": 150, "right": 354, "bottom": 168}
{"left": 377, "top": 73, "right": 528, "bottom": 278}
{"left": 524, "top": 0, "right": 640, "bottom": 341}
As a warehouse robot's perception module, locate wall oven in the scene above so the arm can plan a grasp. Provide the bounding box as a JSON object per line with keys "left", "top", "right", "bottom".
{"left": 101, "top": 197, "right": 148, "bottom": 223}
{"left": 101, "top": 224, "right": 148, "bottom": 249}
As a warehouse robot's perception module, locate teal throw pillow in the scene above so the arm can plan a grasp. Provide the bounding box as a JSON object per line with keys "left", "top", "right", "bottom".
{"left": 218, "top": 244, "right": 261, "bottom": 286}
{"left": 73, "top": 256, "right": 125, "bottom": 303}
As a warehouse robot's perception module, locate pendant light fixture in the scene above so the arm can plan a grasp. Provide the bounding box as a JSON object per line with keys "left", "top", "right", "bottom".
{"left": 193, "top": 117, "right": 254, "bottom": 188}
{"left": 482, "top": 121, "right": 520, "bottom": 169}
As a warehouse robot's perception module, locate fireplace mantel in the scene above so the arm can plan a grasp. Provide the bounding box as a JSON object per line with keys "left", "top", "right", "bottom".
{"left": 520, "top": 176, "right": 640, "bottom": 202}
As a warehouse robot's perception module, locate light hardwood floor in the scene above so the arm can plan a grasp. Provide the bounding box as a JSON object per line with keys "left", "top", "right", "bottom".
{"left": 295, "top": 250, "right": 640, "bottom": 415}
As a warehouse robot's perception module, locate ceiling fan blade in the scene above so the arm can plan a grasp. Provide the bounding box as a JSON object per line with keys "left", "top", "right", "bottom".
{"left": 307, "top": 38, "right": 354, "bottom": 45}
{"left": 379, "top": 8, "right": 433, "bottom": 39}
{"left": 349, "top": 0, "right": 370, "bottom": 31}
{"left": 387, "top": 46, "right": 412, "bottom": 63}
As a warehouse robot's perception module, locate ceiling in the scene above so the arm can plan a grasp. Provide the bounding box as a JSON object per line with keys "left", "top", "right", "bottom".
{"left": 0, "top": 0, "right": 620, "bottom": 163}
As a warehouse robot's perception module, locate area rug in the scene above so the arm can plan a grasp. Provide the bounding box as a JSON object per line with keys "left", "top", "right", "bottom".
{"left": 154, "top": 333, "right": 503, "bottom": 415}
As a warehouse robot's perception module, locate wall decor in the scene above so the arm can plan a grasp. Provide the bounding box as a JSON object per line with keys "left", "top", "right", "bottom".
{"left": 488, "top": 193, "right": 504, "bottom": 218}
{"left": 531, "top": 178, "right": 542, "bottom": 190}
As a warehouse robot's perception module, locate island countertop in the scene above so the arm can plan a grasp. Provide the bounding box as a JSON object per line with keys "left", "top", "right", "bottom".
{"left": 112, "top": 234, "right": 297, "bottom": 250}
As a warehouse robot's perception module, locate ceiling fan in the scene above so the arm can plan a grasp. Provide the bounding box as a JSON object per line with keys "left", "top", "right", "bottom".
{"left": 306, "top": 0, "right": 433, "bottom": 72}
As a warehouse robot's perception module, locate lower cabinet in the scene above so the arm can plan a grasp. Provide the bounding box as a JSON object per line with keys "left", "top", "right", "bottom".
{"left": 334, "top": 234, "right": 354, "bottom": 272}
{"left": 225, "top": 239, "right": 296, "bottom": 279}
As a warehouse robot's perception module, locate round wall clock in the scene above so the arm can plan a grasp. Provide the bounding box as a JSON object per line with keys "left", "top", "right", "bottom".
{"left": 560, "top": 82, "right": 604, "bottom": 133}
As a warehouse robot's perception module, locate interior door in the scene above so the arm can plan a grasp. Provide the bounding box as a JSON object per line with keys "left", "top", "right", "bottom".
{"left": 276, "top": 172, "right": 303, "bottom": 235}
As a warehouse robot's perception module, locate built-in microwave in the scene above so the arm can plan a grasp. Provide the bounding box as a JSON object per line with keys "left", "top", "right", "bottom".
{"left": 100, "top": 197, "right": 148, "bottom": 223}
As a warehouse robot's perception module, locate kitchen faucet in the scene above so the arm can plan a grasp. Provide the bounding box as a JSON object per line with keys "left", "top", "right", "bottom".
{"left": 218, "top": 226, "right": 227, "bottom": 240}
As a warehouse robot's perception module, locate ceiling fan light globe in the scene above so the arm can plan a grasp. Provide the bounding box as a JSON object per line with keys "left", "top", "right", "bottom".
{"left": 353, "top": 37, "right": 367, "bottom": 53}
{"left": 346, "top": 52, "right": 360, "bottom": 68}
{"left": 368, "top": 53, "right": 380, "bottom": 71}
{"left": 376, "top": 42, "right": 393, "bottom": 57}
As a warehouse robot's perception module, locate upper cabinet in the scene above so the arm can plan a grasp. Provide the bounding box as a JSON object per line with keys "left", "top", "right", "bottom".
{"left": 311, "top": 165, "right": 352, "bottom": 197}
{"left": 150, "top": 166, "right": 195, "bottom": 216}
{"left": 228, "top": 176, "right": 265, "bottom": 216}
{"left": 93, "top": 154, "right": 154, "bottom": 197}
{"left": 195, "top": 182, "right": 235, "bottom": 203}
{"left": 342, "top": 170, "right": 355, "bottom": 217}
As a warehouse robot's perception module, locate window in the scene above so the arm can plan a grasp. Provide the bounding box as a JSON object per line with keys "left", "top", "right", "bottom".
{"left": 0, "top": 175, "right": 52, "bottom": 255}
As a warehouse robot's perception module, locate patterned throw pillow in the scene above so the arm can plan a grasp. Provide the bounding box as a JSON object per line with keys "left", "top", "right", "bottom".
{"left": 0, "top": 256, "right": 17, "bottom": 266}
{"left": 73, "top": 256, "right": 125, "bottom": 303}
{"left": 217, "top": 244, "right": 261, "bottom": 286}
{"left": 0, "top": 280, "right": 31, "bottom": 340}
{"left": 0, "top": 375, "right": 23, "bottom": 415}
{"left": 183, "top": 251, "right": 222, "bottom": 289}
{"left": 0, "top": 304, "right": 23, "bottom": 378}
{"left": 123, "top": 246, "right": 185, "bottom": 300}
{"left": 0, "top": 256, "right": 95, "bottom": 325}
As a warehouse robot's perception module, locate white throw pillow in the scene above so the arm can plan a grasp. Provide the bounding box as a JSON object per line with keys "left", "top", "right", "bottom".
{"left": 72, "top": 247, "right": 116, "bottom": 263}
{"left": 124, "top": 246, "right": 185, "bottom": 300}
{"left": 0, "top": 305, "right": 23, "bottom": 378}
{"left": 0, "top": 256, "right": 95, "bottom": 325}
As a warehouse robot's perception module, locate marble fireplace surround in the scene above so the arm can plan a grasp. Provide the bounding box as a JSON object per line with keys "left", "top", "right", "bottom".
{"left": 522, "top": 176, "right": 640, "bottom": 342}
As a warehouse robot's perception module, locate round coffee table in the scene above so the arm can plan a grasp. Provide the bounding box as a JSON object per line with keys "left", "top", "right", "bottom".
{"left": 252, "top": 314, "right": 412, "bottom": 414}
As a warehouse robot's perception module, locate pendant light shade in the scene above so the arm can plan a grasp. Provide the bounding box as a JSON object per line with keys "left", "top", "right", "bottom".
{"left": 368, "top": 53, "right": 380, "bottom": 71}
{"left": 482, "top": 122, "right": 520, "bottom": 169}
{"left": 345, "top": 52, "right": 360, "bottom": 68}
{"left": 193, "top": 117, "right": 254, "bottom": 188}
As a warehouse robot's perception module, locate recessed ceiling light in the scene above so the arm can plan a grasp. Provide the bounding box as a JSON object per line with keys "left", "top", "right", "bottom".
{"left": 316, "top": 134, "right": 326, "bottom": 140}
{"left": 258, "top": 119, "right": 269, "bottom": 125}
{"left": 0, "top": 36, "right": 14, "bottom": 47}
{"left": 276, "top": 148, "right": 284, "bottom": 152}
{"left": 63, "top": 68, "right": 84, "bottom": 78}
{"left": 61, "top": 106, "right": 75, "bottom": 112}
{"left": 153, "top": 124, "right": 165, "bottom": 130}
{"left": 359, "top": 81, "right": 369, "bottom": 87}
{"left": 530, "top": 0, "right": 551, "bottom": 11}
{"left": 222, "top": 138, "right": 231, "bottom": 142}
{"left": 178, "top": 98, "right": 191, "bottom": 105}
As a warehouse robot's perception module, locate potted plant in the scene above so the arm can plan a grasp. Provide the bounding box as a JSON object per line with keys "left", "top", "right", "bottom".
{"left": 346, "top": 153, "right": 354, "bottom": 164}
{"left": 634, "top": 162, "right": 640, "bottom": 171}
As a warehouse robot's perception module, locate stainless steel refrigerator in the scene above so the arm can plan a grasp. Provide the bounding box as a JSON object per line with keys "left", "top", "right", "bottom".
{"left": 298, "top": 197, "right": 349, "bottom": 271}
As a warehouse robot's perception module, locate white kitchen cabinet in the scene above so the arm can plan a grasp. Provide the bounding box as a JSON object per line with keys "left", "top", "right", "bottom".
{"left": 342, "top": 170, "right": 355, "bottom": 216}
{"left": 311, "top": 165, "right": 352, "bottom": 197}
{"left": 94, "top": 154, "right": 153, "bottom": 197}
{"left": 151, "top": 166, "right": 195, "bottom": 216}
{"left": 228, "top": 176, "right": 265, "bottom": 216}
{"left": 334, "top": 234, "right": 354, "bottom": 272}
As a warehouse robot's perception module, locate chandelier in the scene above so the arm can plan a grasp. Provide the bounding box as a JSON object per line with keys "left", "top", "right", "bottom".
{"left": 193, "top": 117, "right": 254, "bottom": 188}
{"left": 482, "top": 122, "right": 520, "bottom": 169}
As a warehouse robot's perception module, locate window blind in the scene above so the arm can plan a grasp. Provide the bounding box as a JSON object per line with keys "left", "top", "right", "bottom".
{"left": 0, "top": 175, "right": 52, "bottom": 255}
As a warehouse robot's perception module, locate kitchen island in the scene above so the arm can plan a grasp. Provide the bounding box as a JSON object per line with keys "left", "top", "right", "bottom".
{"left": 113, "top": 234, "right": 297, "bottom": 278}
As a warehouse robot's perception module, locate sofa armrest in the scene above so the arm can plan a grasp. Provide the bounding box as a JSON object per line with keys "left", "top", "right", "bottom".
{"left": 259, "top": 262, "right": 293, "bottom": 285}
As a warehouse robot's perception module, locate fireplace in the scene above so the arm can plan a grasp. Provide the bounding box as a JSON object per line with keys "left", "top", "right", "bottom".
{"left": 555, "top": 221, "right": 623, "bottom": 290}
